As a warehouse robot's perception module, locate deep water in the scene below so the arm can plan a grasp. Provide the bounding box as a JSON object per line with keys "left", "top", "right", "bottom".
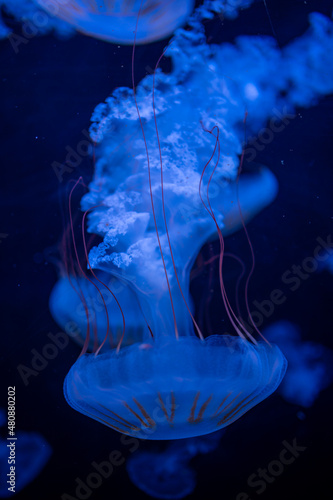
{"left": 1, "top": 1, "right": 333, "bottom": 499}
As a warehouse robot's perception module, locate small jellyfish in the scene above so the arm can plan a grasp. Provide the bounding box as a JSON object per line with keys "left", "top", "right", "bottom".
{"left": 49, "top": 272, "right": 146, "bottom": 351}
{"left": 319, "top": 253, "right": 333, "bottom": 274}
{"left": 264, "top": 321, "right": 333, "bottom": 407}
{"left": 127, "top": 449, "right": 196, "bottom": 499}
{"left": 127, "top": 430, "right": 224, "bottom": 498}
{"left": 0, "top": 430, "right": 51, "bottom": 497}
{"left": 37, "top": 0, "right": 195, "bottom": 44}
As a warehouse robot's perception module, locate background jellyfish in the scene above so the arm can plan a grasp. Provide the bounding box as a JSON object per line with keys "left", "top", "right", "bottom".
{"left": 128, "top": 450, "right": 196, "bottom": 499}
{"left": 0, "top": 0, "right": 72, "bottom": 38}
{"left": 264, "top": 321, "right": 333, "bottom": 408}
{"left": 37, "top": 0, "right": 196, "bottom": 44}
{"left": 0, "top": 0, "right": 255, "bottom": 43}
{"left": 0, "top": 411, "right": 52, "bottom": 498}
{"left": 127, "top": 430, "right": 224, "bottom": 498}
{"left": 49, "top": 272, "right": 146, "bottom": 350}
{"left": 319, "top": 253, "right": 333, "bottom": 274}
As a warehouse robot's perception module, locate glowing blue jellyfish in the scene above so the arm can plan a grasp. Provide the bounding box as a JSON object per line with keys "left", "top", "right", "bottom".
{"left": 64, "top": 334, "right": 286, "bottom": 439}
{"left": 127, "top": 450, "right": 196, "bottom": 499}
{"left": 127, "top": 431, "right": 224, "bottom": 498}
{"left": 0, "top": 0, "right": 255, "bottom": 42}
{"left": 49, "top": 273, "right": 145, "bottom": 350}
{"left": 320, "top": 253, "right": 333, "bottom": 274}
{"left": 0, "top": 0, "right": 73, "bottom": 39}
{"left": 51, "top": 7, "right": 333, "bottom": 440}
{"left": 264, "top": 321, "right": 333, "bottom": 408}
{"left": 0, "top": 429, "right": 51, "bottom": 497}
{"left": 37, "top": 0, "right": 195, "bottom": 44}
{"left": 50, "top": 168, "right": 278, "bottom": 351}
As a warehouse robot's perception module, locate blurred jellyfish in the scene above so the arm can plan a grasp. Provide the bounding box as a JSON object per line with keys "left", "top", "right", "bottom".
{"left": 0, "top": 0, "right": 255, "bottom": 43}
{"left": 37, "top": 0, "right": 195, "bottom": 44}
{"left": 51, "top": 7, "right": 333, "bottom": 438}
{"left": 0, "top": 0, "right": 73, "bottom": 39}
{"left": 319, "top": 253, "right": 333, "bottom": 274}
{"left": 127, "top": 431, "right": 224, "bottom": 498}
{"left": 264, "top": 321, "right": 333, "bottom": 408}
{"left": 128, "top": 450, "right": 195, "bottom": 499}
{"left": 49, "top": 272, "right": 146, "bottom": 351}
{"left": 0, "top": 428, "right": 52, "bottom": 497}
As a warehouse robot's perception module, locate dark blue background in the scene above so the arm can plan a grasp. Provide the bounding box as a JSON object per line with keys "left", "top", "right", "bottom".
{"left": 1, "top": 1, "right": 332, "bottom": 499}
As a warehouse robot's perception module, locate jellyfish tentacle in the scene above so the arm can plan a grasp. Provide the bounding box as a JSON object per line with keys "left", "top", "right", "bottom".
{"left": 199, "top": 124, "right": 256, "bottom": 342}
{"left": 131, "top": 4, "right": 179, "bottom": 339}
{"left": 152, "top": 43, "right": 204, "bottom": 341}
{"left": 236, "top": 113, "right": 271, "bottom": 345}
{"left": 81, "top": 206, "right": 126, "bottom": 354}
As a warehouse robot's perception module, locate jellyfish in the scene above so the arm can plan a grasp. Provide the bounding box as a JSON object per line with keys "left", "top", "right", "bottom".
{"left": 127, "top": 431, "right": 224, "bottom": 498}
{"left": 37, "top": 0, "right": 195, "bottom": 44}
{"left": 319, "top": 253, "right": 333, "bottom": 275}
{"left": 49, "top": 167, "right": 278, "bottom": 351}
{"left": 64, "top": 333, "right": 287, "bottom": 439}
{"left": 0, "top": 412, "right": 51, "bottom": 497}
{"left": 52, "top": 8, "right": 333, "bottom": 439}
{"left": 264, "top": 321, "right": 333, "bottom": 408}
{"left": 49, "top": 272, "right": 146, "bottom": 351}
{"left": 0, "top": 0, "right": 73, "bottom": 39}
{"left": 0, "top": 0, "right": 255, "bottom": 43}
{"left": 0, "top": 423, "right": 52, "bottom": 497}
{"left": 127, "top": 449, "right": 196, "bottom": 499}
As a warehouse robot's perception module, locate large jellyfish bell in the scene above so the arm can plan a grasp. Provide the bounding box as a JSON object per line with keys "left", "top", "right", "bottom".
{"left": 64, "top": 333, "right": 286, "bottom": 439}
{"left": 37, "top": 0, "right": 195, "bottom": 44}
